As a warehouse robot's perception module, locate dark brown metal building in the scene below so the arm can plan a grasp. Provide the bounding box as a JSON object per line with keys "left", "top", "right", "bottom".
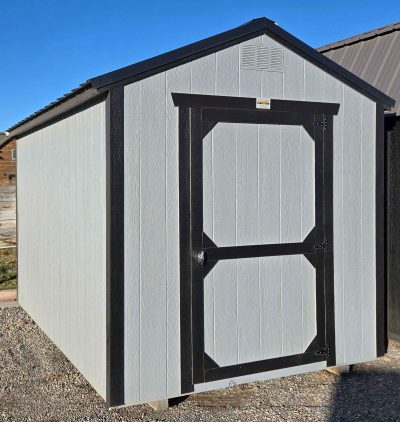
{"left": 319, "top": 23, "right": 400, "bottom": 340}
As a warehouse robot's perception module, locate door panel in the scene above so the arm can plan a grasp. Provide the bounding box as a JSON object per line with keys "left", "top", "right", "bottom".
{"left": 203, "top": 124, "right": 315, "bottom": 247}
{"left": 204, "top": 255, "right": 316, "bottom": 367}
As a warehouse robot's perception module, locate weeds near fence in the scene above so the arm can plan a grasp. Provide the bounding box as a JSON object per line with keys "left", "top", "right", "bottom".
{"left": 0, "top": 248, "right": 16, "bottom": 290}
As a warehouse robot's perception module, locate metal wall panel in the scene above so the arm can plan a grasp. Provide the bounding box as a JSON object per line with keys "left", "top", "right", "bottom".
{"left": 17, "top": 101, "right": 107, "bottom": 398}
{"left": 124, "top": 33, "right": 377, "bottom": 404}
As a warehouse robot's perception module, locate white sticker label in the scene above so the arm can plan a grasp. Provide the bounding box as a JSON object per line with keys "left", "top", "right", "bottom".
{"left": 256, "top": 98, "right": 271, "bottom": 109}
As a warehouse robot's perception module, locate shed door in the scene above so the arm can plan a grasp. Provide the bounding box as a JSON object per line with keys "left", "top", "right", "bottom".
{"left": 174, "top": 94, "right": 336, "bottom": 393}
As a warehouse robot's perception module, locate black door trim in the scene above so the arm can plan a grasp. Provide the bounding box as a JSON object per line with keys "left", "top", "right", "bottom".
{"left": 176, "top": 93, "right": 337, "bottom": 393}
{"left": 173, "top": 93, "right": 340, "bottom": 115}
{"left": 204, "top": 241, "right": 315, "bottom": 262}
{"left": 204, "top": 351, "right": 326, "bottom": 382}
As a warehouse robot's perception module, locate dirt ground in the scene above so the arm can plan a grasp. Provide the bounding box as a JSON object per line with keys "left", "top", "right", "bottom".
{"left": 1, "top": 306, "right": 399, "bottom": 421}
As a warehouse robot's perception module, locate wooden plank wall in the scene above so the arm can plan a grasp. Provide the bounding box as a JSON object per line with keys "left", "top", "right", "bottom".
{"left": 17, "top": 102, "right": 107, "bottom": 399}
{"left": 124, "top": 34, "right": 377, "bottom": 404}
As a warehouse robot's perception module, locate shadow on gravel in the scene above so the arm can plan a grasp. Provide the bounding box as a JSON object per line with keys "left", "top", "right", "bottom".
{"left": 329, "top": 370, "right": 400, "bottom": 421}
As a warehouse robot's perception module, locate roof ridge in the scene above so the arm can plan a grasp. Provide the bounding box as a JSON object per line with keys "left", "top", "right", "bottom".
{"left": 318, "top": 21, "right": 400, "bottom": 52}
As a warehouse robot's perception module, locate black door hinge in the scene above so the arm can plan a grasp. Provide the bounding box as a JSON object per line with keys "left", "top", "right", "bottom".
{"left": 314, "top": 117, "right": 328, "bottom": 130}
{"left": 315, "top": 240, "right": 328, "bottom": 250}
{"left": 316, "top": 345, "right": 330, "bottom": 356}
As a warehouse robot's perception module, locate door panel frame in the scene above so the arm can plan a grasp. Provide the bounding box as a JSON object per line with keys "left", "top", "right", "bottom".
{"left": 173, "top": 93, "right": 339, "bottom": 393}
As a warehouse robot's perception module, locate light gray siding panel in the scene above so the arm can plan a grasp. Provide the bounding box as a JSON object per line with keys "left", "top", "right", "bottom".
{"left": 342, "top": 86, "right": 363, "bottom": 364}
{"left": 165, "top": 64, "right": 191, "bottom": 397}
{"left": 239, "top": 36, "right": 263, "bottom": 98}
{"left": 207, "top": 123, "right": 238, "bottom": 365}
{"left": 304, "top": 61, "right": 325, "bottom": 101}
{"left": 124, "top": 82, "right": 141, "bottom": 403}
{"left": 280, "top": 126, "right": 303, "bottom": 355}
{"left": 259, "top": 125, "right": 282, "bottom": 358}
{"left": 323, "top": 75, "right": 345, "bottom": 365}
{"left": 205, "top": 47, "right": 240, "bottom": 365}
{"left": 260, "top": 256, "right": 283, "bottom": 358}
{"left": 283, "top": 47, "right": 305, "bottom": 100}
{"left": 203, "top": 129, "right": 215, "bottom": 361}
{"left": 361, "top": 97, "right": 377, "bottom": 360}
{"left": 301, "top": 127, "right": 317, "bottom": 349}
{"left": 17, "top": 102, "right": 107, "bottom": 399}
{"left": 210, "top": 261, "right": 238, "bottom": 366}
{"left": 139, "top": 74, "right": 167, "bottom": 401}
{"left": 236, "top": 122, "right": 260, "bottom": 362}
{"left": 191, "top": 54, "right": 216, "bottom": 94}
{"left": 191, "top": 54, "right": 216, "bottom": 376}
{"left": 260, "top": 35, "right": 284, "bottom": 99}
{"left": 216, "top": 45, "right": 240, "bottom": 96}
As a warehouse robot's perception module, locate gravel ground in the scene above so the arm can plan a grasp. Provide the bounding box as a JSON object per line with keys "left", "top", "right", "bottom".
{"left": 1, "top": 306, "right": 400, "bottom": 421}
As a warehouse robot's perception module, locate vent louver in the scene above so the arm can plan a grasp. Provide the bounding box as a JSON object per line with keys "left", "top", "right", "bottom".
{"left": 240, "top": 45, "right": 284, "bottom": 72}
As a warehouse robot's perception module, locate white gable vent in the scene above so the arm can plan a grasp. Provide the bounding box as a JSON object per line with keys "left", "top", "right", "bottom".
{"left": 240, "top": 45, "right": 284, "bottom": 72}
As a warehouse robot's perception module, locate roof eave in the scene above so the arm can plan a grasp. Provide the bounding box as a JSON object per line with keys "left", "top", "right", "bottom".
{"left": 8, "top": 85, "right": 99, "bottom": 138}
{"left": 318, "top": 22, "right": 400, "bottom": 53}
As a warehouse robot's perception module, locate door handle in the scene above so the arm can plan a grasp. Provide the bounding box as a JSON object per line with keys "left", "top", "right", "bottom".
{"left": 196, "top": 251, "right": 206, "bottom": 266}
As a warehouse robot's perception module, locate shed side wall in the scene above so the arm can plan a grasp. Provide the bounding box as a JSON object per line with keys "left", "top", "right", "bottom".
{"left": 124, "top": 34, "right": 377, "bottom": 404}
{"left": 17, "top": 101, "right": 107, "bottom": 398}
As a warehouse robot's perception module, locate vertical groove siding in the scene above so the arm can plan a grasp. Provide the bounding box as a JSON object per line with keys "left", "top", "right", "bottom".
{"left": 124, "top": 33, "right": 377, "bottom": 404}
{"left": 17, "top": 102, "right": 107, "bottom": 398}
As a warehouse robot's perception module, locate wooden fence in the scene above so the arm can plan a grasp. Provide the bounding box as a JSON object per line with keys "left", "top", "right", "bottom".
{"left": 0, "top": 185, "right": 16, "bottom": 248}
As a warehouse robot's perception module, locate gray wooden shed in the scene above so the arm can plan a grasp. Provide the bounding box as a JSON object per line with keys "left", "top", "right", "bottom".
{"left": 8, "top": 17, "right": 395, "bottom": 407}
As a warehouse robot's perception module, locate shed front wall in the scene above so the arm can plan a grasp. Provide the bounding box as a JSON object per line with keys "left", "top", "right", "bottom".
{"left": 124, "top": 34, "right": 377, "bottom": 404}
{"left": 17, "top": 101, "right": 107, "bottom": 399}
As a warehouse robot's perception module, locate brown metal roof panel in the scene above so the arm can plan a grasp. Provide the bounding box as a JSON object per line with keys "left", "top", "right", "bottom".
{"left": 361, "top": 36, "right": 393, "bottom": 81}
{"left": 374, "top": 32, "right": 400, "bottom": 91}
{"left": 319, "top": 24, "right": 400, "bottom": 113}
{"left": 347, "top": 42, "right": 374, "bottom": 77}
{"left": 327, "top": 48, "right": 346, "bottom": 64}
{"left": 369, "top": 32, "right": 400, "bottom": 87}
{"left": 339, "top": 44, "right": 364, "bottom": 72}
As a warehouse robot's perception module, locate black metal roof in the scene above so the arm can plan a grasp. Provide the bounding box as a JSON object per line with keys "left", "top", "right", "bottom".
{"left": 8, "top": 17, "right": 395, "bottom": 137}
{"left": 319, "top": 22, "right": 400, "bottom": 114}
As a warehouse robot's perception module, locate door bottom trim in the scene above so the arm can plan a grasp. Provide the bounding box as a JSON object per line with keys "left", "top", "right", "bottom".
{"left": 203, "top": 352, "right": 326, "bottom": 383}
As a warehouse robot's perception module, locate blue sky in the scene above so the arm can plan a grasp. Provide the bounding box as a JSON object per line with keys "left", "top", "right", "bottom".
{"left": 1, "top": 0, "right": 399, "bottom": 130}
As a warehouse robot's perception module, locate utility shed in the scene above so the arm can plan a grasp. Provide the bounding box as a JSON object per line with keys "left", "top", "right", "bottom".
{"left": 9, "top": 17, "right": 395, "bottom": 407}
{"left": 319, "top": 23, "right": 400, "bottom": 341}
